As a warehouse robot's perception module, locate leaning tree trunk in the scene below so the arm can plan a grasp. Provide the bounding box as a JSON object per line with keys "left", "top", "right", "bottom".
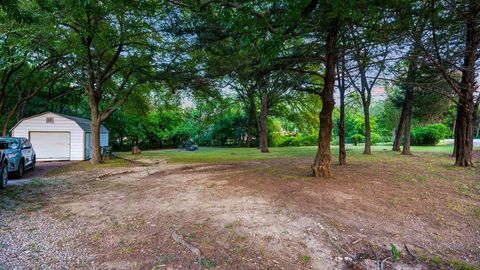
{"left": 392, "top": 107, "right": 405, "bottom": 151}
{"left": 259, "top": 91, "right": 269, "bottom": 153}
{"left": 312, "top": 20, "right": 339, "bottom": 177}
{"left": 363, "top": 102, "right": 372, "bottom": 155}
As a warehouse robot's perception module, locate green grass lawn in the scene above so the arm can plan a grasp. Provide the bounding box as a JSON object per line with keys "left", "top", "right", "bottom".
{"left": 118, "top": 143, "right": 478, "bottom": 164}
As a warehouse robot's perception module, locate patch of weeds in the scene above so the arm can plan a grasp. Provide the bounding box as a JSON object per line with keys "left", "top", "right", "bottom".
{"left": 233, "top": 245, "right": 244, "bottom": 254}
{"left": 298, "top": 255, "right": 311, "bottom": 266}
{"left": 458, "top": 183, "right": 472, "bottom": 197}
{"left": 75, "top": 260, "right": 89, "bottom": 268}
{"left": 24, "top": 201, "right": 47, "bottom": 212}
{"left": 1, "top": 188, "right": 21, "bottom": 200}
{"left": 155, "top": 254, "right": 177, "bottom": 264}
{"left": 89, "top": 231, "right": 104, "bottom": 243}
{"left": 224, "top": 257, "right": 233, "bottom": 266}
{"left": 207, "top": 182, "right": 216, "bottom": 188}
{"left": 431, "top": 256, "right": 443, "bottom": 265}
{"left": 448, "top": 259, "right": 480, "bottom": 270}
{"left": 447, "top": 200, "right": 465, "bottom": 213}
{"left": 200, "top": 258, "right": 216, "bottom": 268}
{"left": 183, "top": 232, "right": 196, "bottom": 239}
{"left": 389, "top": 243, "right": 400, "bottom": 263}
{"left": 120, "top": 245, "right": 135, "bottom": 254}
{"left": 23, "top": 178, "right": 57, "bottom": 188}
{"left": 473, "top": 206, "right": 480, "bottom": 222}
{"left": 330, "top": 220, "right": 340, "bottom": 231}
{"left": 224, "top": 223, "right": 234, "bottom": 229}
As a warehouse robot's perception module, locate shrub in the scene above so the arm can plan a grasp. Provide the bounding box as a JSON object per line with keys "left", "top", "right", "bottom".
{"left": 350, "top": 134, "right": 365, "bottom": 146}
{"left": 276, "top": 134, "right": 318, "bottom": 147}
{"left": 411, "top": 124, "right": 450, "bottom": 145}
{"left": 428, "top": 123, "right": 452, "bottom": 139}
{"left": 371, "top": 132, "right": 383, "bottom": 145}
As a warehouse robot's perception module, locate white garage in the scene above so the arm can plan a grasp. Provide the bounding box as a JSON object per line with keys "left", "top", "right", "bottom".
{"left": 10, "top": 112, "right": 109, "bottom": 161}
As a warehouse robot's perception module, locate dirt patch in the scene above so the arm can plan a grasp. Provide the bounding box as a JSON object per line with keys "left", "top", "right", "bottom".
{"left": 1, "top": 154, "right": 479, "bottom": 269}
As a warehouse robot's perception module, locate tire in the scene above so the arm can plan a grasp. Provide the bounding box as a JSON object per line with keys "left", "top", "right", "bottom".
{"left": 0, "top": 163, "right": 8, "bottom": 190}
{"left": 15, "top": 160, "right": 24, "bottom": 178}
{"left": 31, "top": 156, "right": 36, "bottom": 171}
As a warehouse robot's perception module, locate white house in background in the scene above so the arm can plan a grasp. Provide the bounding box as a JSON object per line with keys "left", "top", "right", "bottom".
{"left": 10, "top": 112, "right": 109, "bottom": 161}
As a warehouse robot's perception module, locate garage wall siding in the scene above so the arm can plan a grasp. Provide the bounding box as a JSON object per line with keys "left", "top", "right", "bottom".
{"left": 12, "top": 113, "right": 85, "bottom": 161}
{"left": 100, "top": 133, "right": 109, "bottom": 147}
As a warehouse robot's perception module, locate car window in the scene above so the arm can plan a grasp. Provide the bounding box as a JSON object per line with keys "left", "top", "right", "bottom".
{"left": 22, "top": 139, "right": 29, "bottom": 149}
{"left": 0, "top": 139, "right": 19, "bottom": 149}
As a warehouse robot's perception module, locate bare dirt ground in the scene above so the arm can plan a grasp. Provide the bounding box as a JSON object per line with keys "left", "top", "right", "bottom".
{"left": 0, "top": 154, "right": 479, "bottom": 270}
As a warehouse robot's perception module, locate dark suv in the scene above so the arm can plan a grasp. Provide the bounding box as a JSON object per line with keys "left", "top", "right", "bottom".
{"left": 0, "top": 150, "right": 7, "bottom": 189}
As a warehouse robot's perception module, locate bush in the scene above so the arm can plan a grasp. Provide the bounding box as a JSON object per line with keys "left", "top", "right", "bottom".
{"left": 371, "top": 132, "right": 383, "bottom": 145}
{"left": 276, "top": 134, "right": 318, "bottom": 147}
{"left": 411, "top": 124, "right": 450, "bottom": 145}
{"left": 428, "top": 123, "right": 452, "bottom": 139}
{"left": 350, "top": 134, "right": 365, "bottom": 146}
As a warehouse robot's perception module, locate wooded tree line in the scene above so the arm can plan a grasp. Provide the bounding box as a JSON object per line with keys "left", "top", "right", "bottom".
{"left": 0, "top": 0, "right": 478, "bottom": 176}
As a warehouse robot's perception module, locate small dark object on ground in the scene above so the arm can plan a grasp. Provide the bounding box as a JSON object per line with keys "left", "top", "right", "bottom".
{"left": 178, "top": 141, "right": 199, "bottom": 151}
{"left": 131, "top": 146, "right": 141, "bottom": 155}
{"left": 102, "top": 146, "right": 113, "bottom": 160}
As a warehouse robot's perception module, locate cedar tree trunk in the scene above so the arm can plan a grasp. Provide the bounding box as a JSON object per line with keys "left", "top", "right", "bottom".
{"left": 312, "top": 20, "right": 339, "bottom": 177}
{"left": 401, "top": 60, "right": 416, "bottom": 155}
{"left": 392, "top": 108, "right": 405, "bottom": 151}
{"left": 363, "top": 101, "right": 371, "bottom": 155}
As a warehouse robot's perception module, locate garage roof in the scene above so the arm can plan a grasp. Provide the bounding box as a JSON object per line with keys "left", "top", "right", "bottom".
{"left": 59, "top": 114, "right": 109, "bottom": 134}
{"left": 10, "top": 112, "right": 109, "bottom": 134}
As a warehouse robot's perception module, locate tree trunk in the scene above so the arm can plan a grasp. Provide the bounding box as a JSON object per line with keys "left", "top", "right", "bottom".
{"left": 16, "top": 100, "right": 26, "bottom": 122}
{"left": 259, "top": 91, "right": 269, "bottom": 153}
{"left": 89, "top": 95, "right": 103, "bottom": 164}
{"left": 401, "top": 60, "right": 416, "bottom": 155}
{"left": 363, "top": 102, "right": 371, "bottom": 154}
{"left": 312, "top": 20, "right": 339, "bottom": 177}
{"left": 338, "top": 88, "right": 346, "bottom": 165}
{"left": 401, "top": 90, "right": 413, "bottom": 155}
{"left": 454, "top": 103, "right": 474, "bottom": 166}
{"left": 454, "top": 1, "right": 478, "bottom": 167}
{"left": 392, "top": 107, "right": 405, "bottom": 151}
{"left": 337, "top": 60, "right": 347, "bottom": 165}
{"left": 246, "top": 93, "right": 256, "bottom": 148}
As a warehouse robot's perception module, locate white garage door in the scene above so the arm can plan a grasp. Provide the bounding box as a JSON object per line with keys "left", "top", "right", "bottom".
{"left": 30, "top": 132, "right": 71, "bottom": 160}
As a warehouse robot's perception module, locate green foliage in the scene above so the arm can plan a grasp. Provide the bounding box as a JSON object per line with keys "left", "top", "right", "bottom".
{"left": 411, "top": 124, "right": 450, "bottom": 146}
{"left": 274, "top": 134, "right": 318, "bottom": 147}
{"left": 350, "top": 134, "right": 365, "bottom": 146}
{"left": 200, "top": 258, "right": 216, "bottom": 268}
{"left": 390, "top": 243, "right": 399, "bottom": 263}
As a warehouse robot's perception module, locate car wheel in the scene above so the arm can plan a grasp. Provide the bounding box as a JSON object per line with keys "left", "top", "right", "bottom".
{"left": 15, "top": 160, "right": 24, "bottom": 178}
{"left": 31, "top": 157, "right": 36, "bottom": 171}
{"left": 0, "top": 163, "right": 8, "bottom": 189}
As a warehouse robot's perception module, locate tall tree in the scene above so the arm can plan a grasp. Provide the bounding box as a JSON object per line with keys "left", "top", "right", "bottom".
{"left": 336, "top": 57, "right": 348, "bottom": 165}
{"left": 345, "top": 29, "right": 389, "bottom": 155}
{"left": 40, "top": 0, "right": 160, "bottom": 163}
{"left": 421, "top": 0, "right": 480, "bottom": 166}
